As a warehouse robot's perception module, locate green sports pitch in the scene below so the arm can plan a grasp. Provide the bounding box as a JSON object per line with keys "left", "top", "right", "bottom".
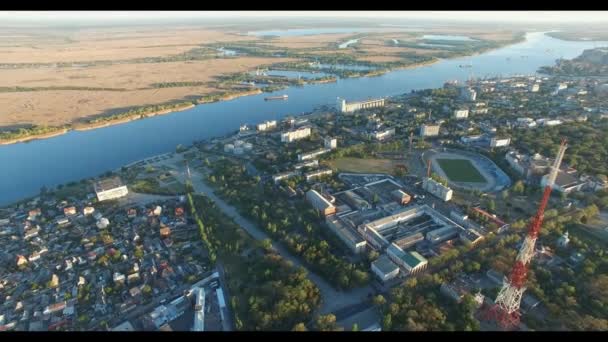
{"left": 436, "top": 158, "right": 487, "bottom": 183}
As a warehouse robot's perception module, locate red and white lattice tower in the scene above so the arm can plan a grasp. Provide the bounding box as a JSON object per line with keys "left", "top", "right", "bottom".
{"left": 485, "top": 139, "right": 567, "bottom": 329}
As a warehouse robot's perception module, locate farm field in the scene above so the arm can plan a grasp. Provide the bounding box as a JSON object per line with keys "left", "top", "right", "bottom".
{"left": 436, "top": 158, "right": 487, "bottom": 183}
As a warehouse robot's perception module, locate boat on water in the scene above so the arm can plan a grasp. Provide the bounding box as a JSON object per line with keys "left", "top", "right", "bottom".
{"left": 264, "top": 94, "right": 288, "bottom": 101}
{"left": 459, "top": 64, "right": 472, "bottom": 68}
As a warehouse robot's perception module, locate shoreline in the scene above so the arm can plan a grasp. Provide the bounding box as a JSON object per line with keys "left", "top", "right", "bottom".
{"left": 0, "top": 35, "right": 527, "bottom": 146}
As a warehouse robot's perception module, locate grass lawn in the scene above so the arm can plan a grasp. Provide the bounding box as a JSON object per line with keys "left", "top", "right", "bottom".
{"left": 327, "top": 157, "right": 397, "bottom": 174}
{"left": 436, "top": 158, "right": 487, "bottom": 183}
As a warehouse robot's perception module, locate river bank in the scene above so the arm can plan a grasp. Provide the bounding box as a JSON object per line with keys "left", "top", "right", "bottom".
{"left": 0, "top": 34, "right": 528, "bottom": 146}
{"left": 3, "top": 31, "right": 604, "bottom": 206}
{"left": 0, "top": 103, "right": 197, "bottom": 145}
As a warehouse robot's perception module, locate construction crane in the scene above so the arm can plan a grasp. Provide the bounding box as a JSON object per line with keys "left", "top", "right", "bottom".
{"left": 485, "top": 138, "right": 567, "bottom": 329}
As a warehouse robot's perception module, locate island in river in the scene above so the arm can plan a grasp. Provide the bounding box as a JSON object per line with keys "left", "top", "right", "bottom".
{"left": 0, "top": 24, "right": 525, "bottom": 144}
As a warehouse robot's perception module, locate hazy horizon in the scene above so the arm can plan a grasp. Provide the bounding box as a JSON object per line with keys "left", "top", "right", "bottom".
{"left": 0, "top": 11, "right": 607, "bottom": 27}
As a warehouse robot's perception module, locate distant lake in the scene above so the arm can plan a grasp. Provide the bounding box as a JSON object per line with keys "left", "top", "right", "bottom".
{"left": 1, "top": 32, "right": 607, "bottom": 206}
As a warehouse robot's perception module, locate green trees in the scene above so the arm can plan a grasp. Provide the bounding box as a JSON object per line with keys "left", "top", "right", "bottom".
{"left": 314, "top": 314, "right": 341, "bottom": 331}
{"left": 208, "top": 158, "right": 370, "bottom": 290}
{"left": 373, "top": 294, "right": 387, "bottom": 307}
{"left": 142, "top": 285, "right": 152, "bottom": 296}
{"left": 190, "top": 194, "right": 321, "bottom": 331}
{"left": 488, "top": 199, "right": 496, "bottom": 212}
{"left": 292, "top": 323, "right": 308, "bottom": 331}
{"left": 512, "top": 180, "right": 525, "bottom": 195}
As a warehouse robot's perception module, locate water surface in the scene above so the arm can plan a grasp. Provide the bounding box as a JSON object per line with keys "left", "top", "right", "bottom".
{"left": 1, "top": 32, "right": 606, "bottom": 205}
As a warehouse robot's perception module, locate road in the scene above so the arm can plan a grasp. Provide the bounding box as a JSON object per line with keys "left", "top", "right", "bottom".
{"left": 182, "top": 169, "right": 372, "bottom": 314}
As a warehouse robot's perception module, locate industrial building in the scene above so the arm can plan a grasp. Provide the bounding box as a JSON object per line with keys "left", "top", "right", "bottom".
{"left": 358, "top": 204, "right": 464, "bottom": 251}
{"left": 422, "top": 178, "right": 453, "bottom": 201}
{"left": 298, "top": 148, "right": 331, "bottom": 161}
{"left": 256, "top": 120, "right": 277, "bottom": 132}
{"left": 281, "top": 126, "right": 311, "bottom": 143}
{"left": 387, "top": 244, "right": 428, "bottom": 275}
{"left": 371, "top": 255, "right": 400, "bottom": 282}
{"left": 419, "top": 124, "right": 441, "bottom": 137}
{"left": 426, "top": 226, "right": 459, "bottom": 244}
{"left": 94, "top": 177, "right": 128, "bottom": 202}
{"left": 336, "top": 97, "right": 385, "bottom": 113}
{"left": 305, "top": 168, "right": 333, "bottom": 182}
{"left": 326, "top": 214, "right": 367, "bottom": 254}
{"left": 306, "top": 190, "right": 337, "bottom": 216}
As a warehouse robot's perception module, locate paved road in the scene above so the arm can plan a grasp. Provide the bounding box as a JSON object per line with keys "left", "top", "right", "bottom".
{"left": 183, "top": 169, "right": 372, "bottom": 314}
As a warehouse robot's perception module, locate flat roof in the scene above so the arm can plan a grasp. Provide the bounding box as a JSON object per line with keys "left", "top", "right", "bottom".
{"left": 111, "top": 321, "right": 135, "bottom": 331}
{"left": 327, "top": 215, "right": 366, "bottom": 245}
{"left": 372, "top": 254, "right": 399, "bottom": 275}
{"left": 307, "top": 190, "right": 334, "bottom": 209}
{"left": 95, "top": 177, "right": 125, "bottom": 192}
{"left": 401, "top": 251, "right": 427, "bottom": 268}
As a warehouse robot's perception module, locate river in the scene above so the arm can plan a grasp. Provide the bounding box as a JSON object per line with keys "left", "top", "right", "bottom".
{"left": 1, "top": 32, "right": 606, "bottom": 206}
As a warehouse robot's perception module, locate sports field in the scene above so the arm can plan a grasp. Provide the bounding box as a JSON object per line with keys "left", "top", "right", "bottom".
{"left": 436, "top": 158, "right": 487, "bottom": 183}
{"left": 327, "top": 157, "right": 397, "bottom": 174}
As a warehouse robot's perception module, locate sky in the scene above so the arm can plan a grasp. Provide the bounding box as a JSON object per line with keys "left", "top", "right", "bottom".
{"left": 0, "top": 11, "right": 606, "bottom": 24}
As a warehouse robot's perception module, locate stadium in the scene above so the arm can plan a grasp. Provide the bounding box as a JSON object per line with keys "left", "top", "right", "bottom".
{"left": 422, "top": 148, "right": 511, "bottom": 193}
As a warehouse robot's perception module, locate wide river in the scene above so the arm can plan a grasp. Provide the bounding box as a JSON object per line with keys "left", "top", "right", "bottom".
{"left": 1, "top": 32, "right": 607, "bottom": 206}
